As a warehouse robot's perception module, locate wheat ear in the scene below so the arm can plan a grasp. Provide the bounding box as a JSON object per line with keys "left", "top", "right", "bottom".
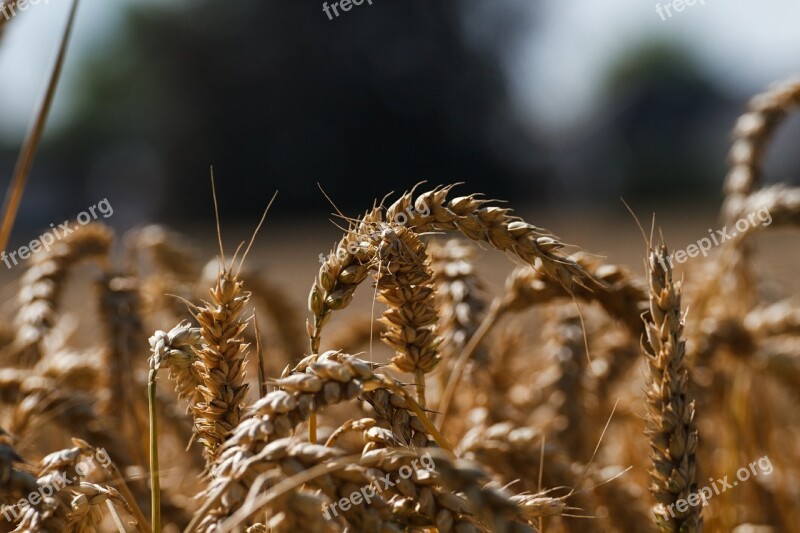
{"left": 429, "top": 238, "right": 491, "bottom": 384}
{"left": 643, "top": 245, "right": 702, "bottom": 532}
{"left": 308, "top": 207, "right": 382, "bottom": 353}
{"left": 389, "top": 184, "right": 591, "bottom": 292}
{"left": 376, "top": 227, "right": 440, "bottom": 405}
{"left": 202, "top": 439, "right": 400, "bottom": 532}
{"left": 8, "top": 222, "right": 112, "bottom": 366}
{"left": 191, "top": 268, "right": 252, "bottom": 462}
{"left": 722, "top": 76, "right": 800, "bottom": 224}
{"left": 309, "top": 185, "right": 592, "bottom": 354}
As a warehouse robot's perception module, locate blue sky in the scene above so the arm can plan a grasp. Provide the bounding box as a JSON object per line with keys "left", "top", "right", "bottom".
{"left": 1, "top": 0, "right": 799, "bottom": 143}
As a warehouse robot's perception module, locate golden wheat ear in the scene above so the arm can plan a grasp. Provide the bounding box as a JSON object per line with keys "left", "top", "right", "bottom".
{"left": 374, "top": 226, "right": 439, "bottom": 406}
{"left": 643, "top": 245, "right": 702, "bottom": 532}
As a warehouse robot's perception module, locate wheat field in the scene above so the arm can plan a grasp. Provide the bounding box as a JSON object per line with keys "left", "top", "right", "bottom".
{"left": 3, "top": 4, "right": 800, "bottom": 532}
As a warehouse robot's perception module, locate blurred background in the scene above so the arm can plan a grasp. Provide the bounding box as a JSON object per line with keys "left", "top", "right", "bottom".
{"left": 1, "top": 0, "right": 799, "bottom": 262}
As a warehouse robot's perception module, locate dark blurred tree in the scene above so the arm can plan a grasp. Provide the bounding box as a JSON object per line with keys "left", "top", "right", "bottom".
{"left": 56, "top": 1, "right": 542, "bottom": 220}
{"left": 606, "top": 43, "right": 729, "bottom": 199}
{"left": 547, "top": 42, "right": 734, "bottom": 206}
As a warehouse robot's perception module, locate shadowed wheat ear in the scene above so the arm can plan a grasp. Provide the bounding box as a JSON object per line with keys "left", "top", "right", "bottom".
{"left": 98, "top": 272, "right": 149, "bottom": 470}
{"left": 643, "top": 245, "right": 702, "bottom": 532}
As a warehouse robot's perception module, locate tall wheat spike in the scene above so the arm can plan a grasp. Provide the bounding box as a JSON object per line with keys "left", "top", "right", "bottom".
{"left": 191, "top": 267, "right": 252, "bottom": 462}
{"left": 643, "top": 245, "right": 702, "bottom": 532}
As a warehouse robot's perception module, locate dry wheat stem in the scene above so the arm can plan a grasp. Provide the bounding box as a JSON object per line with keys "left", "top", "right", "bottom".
{"left": 0, "top": 0, "right": 81, "bottom": 256}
